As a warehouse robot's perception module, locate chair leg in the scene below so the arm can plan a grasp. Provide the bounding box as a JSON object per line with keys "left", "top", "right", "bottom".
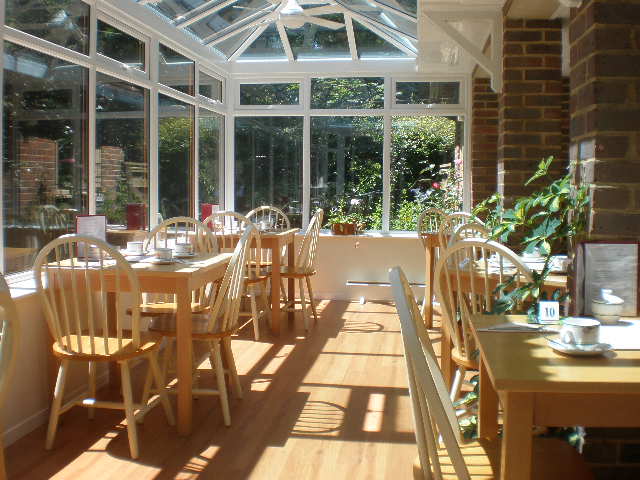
{"left": 46, "top": 360, "right": 69, "bottom": 450}
{"left": 450, "top": 367, "right": 466, "bottom": 402}
{"left": 88, "top": 361, "right": 97, "bottom": 420}
{"left": 148, "top": 351, "right": 175, "bottom": 426}
{"left": 249, "top": 293, "right": 260, "bottom": 341}
{"left": 298, "top": 278, "right": 309, "bottom": 331}
{"left": 210, "top": 341, "right": 231, "bottom": 426}
{"left": 162, "top": 338, "right": 174, "bottom": 381}
{"left": 139, "top": 360, "right": 154, "bottom": 413}
{"left": 305, "top": 276, "right": 319, "bottom": 324}
{"left": 222, "top": 336, "right": 242, "bottom": 399}
{"left": 120, "top": 361, "right": 139, "bottom": 459}
{"left": 279, "top": 278, "right": 287, "bottom": 303}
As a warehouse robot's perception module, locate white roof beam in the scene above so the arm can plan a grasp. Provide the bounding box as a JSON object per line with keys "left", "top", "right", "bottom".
{"left": 276, "top": 20, "right": 295, "bottom": 61}
{"left": 175, "top": 0, "right": 238, "bottom": 28}
{"left": 345, "top": 14, "right": 358, "bottom": 60}
{"left": 229, "top": 24, "right": 268, "bottom": 61}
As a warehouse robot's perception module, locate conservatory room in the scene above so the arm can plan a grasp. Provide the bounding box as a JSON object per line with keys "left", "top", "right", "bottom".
{"left": 0, "top": 0, "right": 639, "bottom": 478}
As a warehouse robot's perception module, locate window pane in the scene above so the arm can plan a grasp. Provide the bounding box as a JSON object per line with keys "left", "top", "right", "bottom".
{"left": 239, "top": 24, "right": 287, "bottom": 61}
{"left": 395, "top": 81, "right": 460, "bottom": 105}
{"left": 240, "top": 84, "right": 300, "bottom": 106}
{"left": 199, "top": 71, "right": 222, "bottom": 101}
{"left": 96, "top": 73, "right": 149, "bottom": 228}
{"left": 352, "top": 20, "right": 407, "bottom": 59}
{"left": 3, "top": 41, "right": 88, "bottom": 274}
{"left": 286, "top": 14, "right": 350, "bottom": 60}
{"left": 159, "top": 94, "right": 193, "bottom": 219}
{"left": 311, "top": 77, "right": 384, "bottom": 109}
{"left": 97, "top": 20, "right": 145, "bottom": 71}
{"left": 159, "top": 44, "right": 194, "bottom": 95}
{"left": 5, "top": 0, "right": 89, "bottom": 54}
{"left": 390, "top": 116, "right": 462, "bottom": 231}
{"left": 235, "top": 117, "right": 302, "bottom": 227}
{"left": 311, "top": 116, "right": 383, "bottom": 230}
{"left": 199, "top": 109, "right": 224, "bottom": 212}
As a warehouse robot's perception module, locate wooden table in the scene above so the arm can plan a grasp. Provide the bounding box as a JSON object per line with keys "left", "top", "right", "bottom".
{"left": 471, "top": 314, "right": 640, "bottom": 480}
{"left": 108, "top": 253, "right": 232, "bottom": 436}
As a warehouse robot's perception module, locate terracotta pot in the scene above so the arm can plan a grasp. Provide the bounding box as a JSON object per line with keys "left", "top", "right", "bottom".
{"left": 331, "top": 222, "right": 357, "bottom": 235}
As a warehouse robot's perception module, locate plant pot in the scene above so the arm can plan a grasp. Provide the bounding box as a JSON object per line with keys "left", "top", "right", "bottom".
{"left": 331, "top": 222, "right": 357, "bottom": 235}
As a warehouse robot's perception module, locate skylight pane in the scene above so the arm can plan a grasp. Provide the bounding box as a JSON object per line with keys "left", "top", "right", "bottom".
{"left": 215, "top": 27, "right": 258, "bottom": 58}
{"left": 286, "top": 14, "right": 350, "bottom": 60}
{"left": 346, "top": 2, "right": 416, "bottom": 40}
{"left": 352, "top": 21, "right": 407, "bottom": 59}
{"left": 240, "top": 24, "right": 286, "bottom": 61}
{"left": 377, "top": 0, "right": 417, "bottom": 16}
{"left": 146, "top": 0, "right": 211, "bottom": 21}
{"left": 188, "top": 0, "right": 273, "bottom": 41}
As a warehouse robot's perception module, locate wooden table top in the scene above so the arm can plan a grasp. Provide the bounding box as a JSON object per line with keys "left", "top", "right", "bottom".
{"left": 471, "top": 314, "right": 640, "bottom": 394}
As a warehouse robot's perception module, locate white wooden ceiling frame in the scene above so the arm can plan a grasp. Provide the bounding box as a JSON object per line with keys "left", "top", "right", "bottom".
{"left": 175, "top": 0, "right": 239, "bottom": 28}
{"left": 423, "top": 9, "right": 502, "bottom": 92}
{"left": 344, "top": 14, "right": 358, "bottom": 60}
{"left": 229, "top": 24, "right": 268, "bottom": 60}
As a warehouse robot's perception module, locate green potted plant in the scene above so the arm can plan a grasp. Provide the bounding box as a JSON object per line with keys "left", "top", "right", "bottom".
{"left": 326, "top": 197, "right": 360, "bottom": 235}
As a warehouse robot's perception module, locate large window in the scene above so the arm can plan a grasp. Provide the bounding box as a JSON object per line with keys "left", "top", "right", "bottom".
{"left": 97, "top": 20, "right": 145, "bottom": 71}
{"left": 235, "top": 117, "right": 303, "bottom": 227}
{"left": 311, "top": 77, "right": 384, "bottom": 109}
{"left": 159, "top": 94, "right": 193, "bottom": 219}
{"left": 96, "top": 73, "right": 149, "bottom": 227}
{"left": 199, "top": 109, "right": 224, "bottom": 212}
{"left": 159, "top": 44, "right": 194, "bottom": 96}
{"left": 311, "top": 117, "right": 383, "bottom": 229}
{"left": 240, "top": 83, "right": 299, "bottom": 106}
{"left": 395, "top": 81, "right": 460, "bottom": 105}
{"left": 3, "top": 42, "right": 88, "bottom": 274}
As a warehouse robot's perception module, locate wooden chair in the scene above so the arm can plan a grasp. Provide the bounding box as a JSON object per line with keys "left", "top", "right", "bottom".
{"left": 38, "top": 205, "right": 68, "bottom": 243}
{"left": 434, "top": 238, "right": 533, "bottom": 400}
{"left": 33, "top": 235, "right": 175, "bottom": 459}
{"left": 246, "top": 205, "right": 291, "bottom": 232}
{"left": 137, "top": 216, "right": 218, "bottom": 316}
{"left": 448, "top": 222, "right": 490, "bottom": 248}
{"left": 203, "top": 211, "right": 269, "bottom": 340}
{"left": 437, "top": 212, "right": 479, "bottom": 250}
{"left": 390, "top": 266, "right": 594, "bottom": 480}
{"left": 147, "top": 226, "right": 254, "bottom": 426}
{"left": 280, "top": 209, "right": 323, "bottom": 331}
{"left": 416, "top": 208, "right": 446, "bottom": 322}
{"left": 0, "top": 274, "right": 19, "bottom": 479}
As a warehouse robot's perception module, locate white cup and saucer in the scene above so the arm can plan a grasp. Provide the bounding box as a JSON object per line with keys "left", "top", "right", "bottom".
{"left": 547, "top": 317, "right": 612, "bottom": 356}
{"left": 174, "top": 242, "right": 195, "bottom": 258}
{"left": 150, "top": 247, "right": 174, "bottom": 264}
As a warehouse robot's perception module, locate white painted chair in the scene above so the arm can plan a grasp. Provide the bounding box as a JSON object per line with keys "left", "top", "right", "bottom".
{"left": 437, "top": 212, "right": 480, "bottom": 250}
{"left": 390, "top": 266, "right": 594, "bottom": 480}
{"left": 33, "top": 235, "right": 175, "bottom": 459}
{"left": 280, "top": 209, "right": 323, "bottom": 331}
{"left": 417, "top": 207, "right": 446, "bottom": 248}
{"left": 448, "top": 222, "right": 490, "bottom": 248}
{"left": 434, "top": 238, "right": 533, "bottom": 401}
{"left": 203, "top": 211, "right": 269, "bottom": 340}
{"left": 0, "top": 274, "right": 19, "bottom": 479}
{"left": 148, "top": 227, "right": 254, "bottom": 426}
{"left": 246, "top": 205, "right": 291, "bottom": 232}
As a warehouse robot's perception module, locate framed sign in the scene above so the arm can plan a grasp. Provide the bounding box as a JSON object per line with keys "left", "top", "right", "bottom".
{"left": 576, "top": 241, "right": 640, "bottom": 316}
{"left": 76, "top": 215, "right": 107, "bottom": 241}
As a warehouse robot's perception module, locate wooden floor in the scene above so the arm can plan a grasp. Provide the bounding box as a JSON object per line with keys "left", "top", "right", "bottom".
{"left": 6, "top": 300, "right": 437, "bottom": 479}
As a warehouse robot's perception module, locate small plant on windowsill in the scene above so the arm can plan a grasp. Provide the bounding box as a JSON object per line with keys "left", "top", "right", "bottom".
{"left": 326, "top": 197, "right": 362, "bottom": 235}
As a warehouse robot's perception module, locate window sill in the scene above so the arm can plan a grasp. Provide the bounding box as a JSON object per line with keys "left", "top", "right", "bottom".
{"left": 318, "top": 230, "right": 418, "bottom": 239}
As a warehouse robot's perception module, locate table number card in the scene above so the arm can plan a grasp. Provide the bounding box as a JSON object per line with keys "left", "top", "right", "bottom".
{"left": 538, "top": 300, "right": 560, "bottom": 324}
{"left": 75, "top": 215, "right": 107, "bottom": 256}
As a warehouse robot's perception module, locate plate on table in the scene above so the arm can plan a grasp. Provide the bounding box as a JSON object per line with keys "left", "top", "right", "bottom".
{"left": 174, "top": 252, "right": 196, "bottom": 259}
{"left": 547, "top": 337, "right": 612, "bottom": 357}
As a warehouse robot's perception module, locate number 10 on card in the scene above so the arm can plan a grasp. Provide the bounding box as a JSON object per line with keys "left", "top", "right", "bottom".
{"left": 538, "top": 301, "right": 560, "bottom": 324}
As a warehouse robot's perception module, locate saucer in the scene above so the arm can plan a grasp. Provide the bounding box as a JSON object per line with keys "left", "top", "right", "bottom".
{"left": 148, "top": 258, "right": 175, "bottom": 265}
{"left": 547, "top": 338, "right": 612, "bottom": 357}
{"left": 174, "top": 252, "right": 196, "bottom": 258}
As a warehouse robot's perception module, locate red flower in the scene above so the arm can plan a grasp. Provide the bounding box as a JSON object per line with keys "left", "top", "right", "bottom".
{"left": 432, "top": 182, "right": 441, "bottom": 189}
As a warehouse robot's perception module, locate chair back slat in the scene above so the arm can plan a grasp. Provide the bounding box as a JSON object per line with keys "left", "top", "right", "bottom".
{"left": 296, "top": 209, "right": 323, "bottom": 273}
{"left": 437, "top": 212, "right": 480, "bottom": 249}
{"left": 417, "top": 208, "right": 445, "bottom": 248}
{"left": 391, "top": 266, "right": 469, "bottom": 480}
{"left": 34, "top": 235, "right": 143, "bottom": 357}
{"left": 434, "top": 238, "right": 533, "bottom": 361}
{"left": 448, "top": 221, "right": 490, "bottom": 248}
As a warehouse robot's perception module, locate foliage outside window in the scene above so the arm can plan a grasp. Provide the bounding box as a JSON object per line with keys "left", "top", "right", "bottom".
{"left": 240, "top": 83, "right": 300, "bottom": 106}
{"left": 3, "top": 41, "right": 88, "bottom": 274}
{"left": 199, "top": 109, "right": 224, "bottom": 210}
{"left": 158, "top": 94, "right": 193, "bottom": 219}
{"left": 234, "top": 117, "right": 302, "bottom": 227}
{"left": 95, "top": 73, "right": 148, "bottom": 226}
{"left": 395, "top": 81, "right": 460, "bottom": 105}
{"left": 97, "top": 20, "right": 145, "bottom": 71}
{"left": 5, "top": 0, "right": 89, "bottom": 54}
{"left": 311, "top": 77, "right": 384, "bottom": 109}
{"left": 159, "top": 44, "right": 194, "bottom": 96}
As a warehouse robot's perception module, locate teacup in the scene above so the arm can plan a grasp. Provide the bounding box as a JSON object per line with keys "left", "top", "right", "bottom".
{"left": 174, "top": 242, "right": 193, "bottom": 256}
{"left": 154, "top": 247, "right": 173, "bottom": 261}
{"left": 560, "top": 317, "right": 600, "bottom": 346}
{"left": 127, "top": 241, "right": 144, "bottom": 255}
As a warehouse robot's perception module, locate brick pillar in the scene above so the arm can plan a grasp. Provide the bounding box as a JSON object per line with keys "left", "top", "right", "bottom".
{"left": 96, "top": 146, "right": 123, "bottom": 192}
{"left": 570, "top": 0, "right": 640, "bottom": 239}
{"left": 499, "top": 18, "right": 568, "bottom": 205}
{"left": 16, "top": 137, "right": 58, "bottom": 210}
{"left": 471, "top": 77, "right": 499, "bottom": 206}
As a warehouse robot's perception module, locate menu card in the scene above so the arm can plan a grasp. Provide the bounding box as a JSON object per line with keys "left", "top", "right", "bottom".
{"left": 76, "top": 215, "right": 107, "bottom": 241}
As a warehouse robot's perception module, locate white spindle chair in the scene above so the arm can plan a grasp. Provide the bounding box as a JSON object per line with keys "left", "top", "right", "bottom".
{"left": 203, "top": 211, "right": 269, "bottom": 340}
{"left": 434, "top": 238, "right": 533, "bottom": 400}
{"left": 246, "top": 205, "right": 291, "bottom": 232}
{"left": 0, "top": 274, "right": 19, "bottom": 479}
{"left": 437, "top": 212, "right": 479, "bottom": 250}
{"left": 281, "top": 209, "right": 323, "bottom": 331}
{"left": 417, "top": 207, "right": 446, "bottom": 248}
{"left": 148, "top": 227, "right": 254, "bottom": 426}
{"left": 33, "top": 235, "right": 174, "bottom": 459}
{"left": 390, "top": 266, "right": 594, "bottom": 480}
{"left": 448, "top": 222, "right": 490, "bottom": 248}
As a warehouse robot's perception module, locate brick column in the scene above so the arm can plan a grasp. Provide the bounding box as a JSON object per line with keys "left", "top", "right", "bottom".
{"left": 499, "top": 18, "right": 568, "bottom": 205}
{"left": 471, "top": 77, "right": 499, "bottom": 206}
{"left": 570, "top": 0, "right": 640, "bottom": 239}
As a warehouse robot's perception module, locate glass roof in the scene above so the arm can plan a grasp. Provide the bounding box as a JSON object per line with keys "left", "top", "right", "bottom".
{"left": 137, "top": 0, "right": 417, "bottom": 61}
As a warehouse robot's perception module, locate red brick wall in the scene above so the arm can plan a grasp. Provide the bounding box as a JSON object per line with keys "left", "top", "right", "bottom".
{"left": 570, "top": 0, "right": 640, "bottom": 239}
{"left": 96, "top": 146, "right": 123, "bottom": 192}
{"left": 498, "top": 18, "right": 569, "bottom": 205}
{"left": 16, "top": 137, "right": 57, "bottom": 211}
{"left": 471, "top": 77, "right": 499, "bottom": 206}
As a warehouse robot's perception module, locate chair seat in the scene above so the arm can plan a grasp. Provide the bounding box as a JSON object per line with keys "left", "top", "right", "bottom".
{"left": 52, "top": 332, "right": 161, "bottom": 362}
{"left": 279, "top": 266, "right": 316, "bottom": 278}
{"left": 413, "top": 436, "right": 593, "bottom": 479}
{"left": 148, "top": 313, "right": 233, "bottom": 339}
{"left": 452, "top": 346, "right": 479, "bottom": 370}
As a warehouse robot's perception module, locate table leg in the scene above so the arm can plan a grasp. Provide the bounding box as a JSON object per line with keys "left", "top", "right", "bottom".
{"left": 440, "top": 326, "right": 455, "bottom": 390}
{"left": 501, "top": 392, "right": 534, "bottom": 480}
{"left": 271, "top": 244, "right": 282, "bottom": 335}
{"left": 424, "top": 245, "right": 435, "bottom": 328}
{"left": 478, "top": 357, "right": 499, "bottom": 439}
{"left": 175, "top": 282, "right": 193, "bottom": 436}
{"left": 287, "top": 240, "right": 295, "bottom": 324}
{"left": 106, "top": 292, "right": 120, "bottom": 390}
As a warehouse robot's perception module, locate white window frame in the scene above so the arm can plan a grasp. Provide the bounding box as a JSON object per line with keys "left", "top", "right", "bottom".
{"left": 198, "top": 67, "right": 225, "bottom": 105}
{"left": 235, "top": 79, "right": 304, "bottom": 111}
{"left": 391, "top": 75, "right": 466, "bottom": 110}
{"left": 95, "top": 12, "right": 150, "bottom": 80}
